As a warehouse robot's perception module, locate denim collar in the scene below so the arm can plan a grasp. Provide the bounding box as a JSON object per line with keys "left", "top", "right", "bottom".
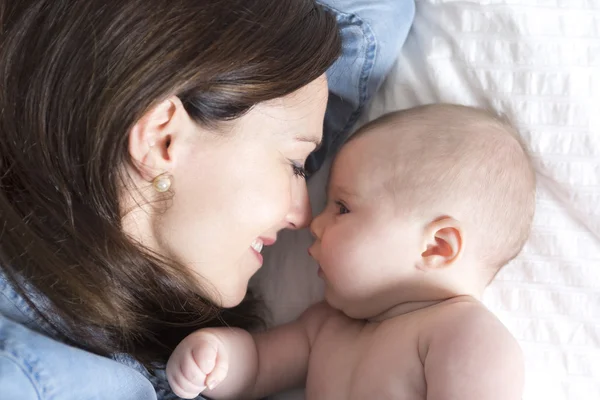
{"left": 0, "top": 269, "right": 61, "bottom": 337}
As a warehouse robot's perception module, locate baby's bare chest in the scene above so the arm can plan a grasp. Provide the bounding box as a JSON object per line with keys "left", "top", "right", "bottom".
{"left": 305, "top": 318, "right": 426, "bottom": 400}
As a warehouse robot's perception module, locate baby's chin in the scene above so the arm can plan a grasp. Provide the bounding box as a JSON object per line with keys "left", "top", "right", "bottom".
{"left": 323, "top": 289, "right": 345, "bottom": 312}
{"left": 323, "top": 289, "right": 378, "bottom": 320}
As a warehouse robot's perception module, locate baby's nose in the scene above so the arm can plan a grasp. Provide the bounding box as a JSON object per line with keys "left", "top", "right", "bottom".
{"left": 310, "top": 212, "right": 325, "bottom": 239}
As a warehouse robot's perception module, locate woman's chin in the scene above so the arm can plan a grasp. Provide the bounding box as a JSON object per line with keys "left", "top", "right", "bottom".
{"left": 216, "top": 285, "right": 249, "bottom": 308}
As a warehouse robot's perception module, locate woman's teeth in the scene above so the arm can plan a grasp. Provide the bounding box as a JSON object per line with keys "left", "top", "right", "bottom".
{"left": 251, "top": 239, "right": 264, "bottom": 253}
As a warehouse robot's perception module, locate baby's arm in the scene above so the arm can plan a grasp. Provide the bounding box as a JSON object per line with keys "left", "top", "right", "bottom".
{"left": 166, "top": 302, "right": 333, "bottom": 399}
{"left": 423, "top": 304, "right": 524, "bottom": 400}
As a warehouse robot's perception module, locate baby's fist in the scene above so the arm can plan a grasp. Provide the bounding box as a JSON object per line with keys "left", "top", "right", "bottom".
{"left": 166, "top": 332, "right": 229, "bottom": 399}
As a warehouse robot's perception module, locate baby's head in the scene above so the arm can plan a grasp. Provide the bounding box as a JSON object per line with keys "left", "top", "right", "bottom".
{"left": 309, "top": 104, "right": 536, "bottom": 319}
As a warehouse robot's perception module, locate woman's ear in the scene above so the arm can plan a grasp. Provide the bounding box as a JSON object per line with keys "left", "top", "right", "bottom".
{"left": 418, "top": 217, "right": 463, "bottom": 271}
{"left": 128, "top": 96, "right": 185, "bottom": 181}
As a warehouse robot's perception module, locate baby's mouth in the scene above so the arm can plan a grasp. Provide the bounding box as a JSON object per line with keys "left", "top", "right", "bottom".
{"left": 317, "top": 265, "right": 324, "bottom": 278}
{"left": 307, "top": 243, "right": 319, "bottom": 259}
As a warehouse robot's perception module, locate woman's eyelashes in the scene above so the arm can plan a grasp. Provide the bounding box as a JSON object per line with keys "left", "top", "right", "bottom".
{"left": 290, "top": 161, "right": 307, "bottom": 178}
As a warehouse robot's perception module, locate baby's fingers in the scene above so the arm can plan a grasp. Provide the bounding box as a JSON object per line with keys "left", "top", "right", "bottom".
{"left": 204, "top": 341, "right": 230, "bottom": 392}
{"left": 166, "top": 355, "right": 207, "bottom": 399}
{"left": 167, "top": 332, "right": 229, "bottom": 397}
{"left": 191, "top": 342, "right": 218, "bottom": 376}
{"left": 167, "top": 338, "right": 220, "bottom": 398}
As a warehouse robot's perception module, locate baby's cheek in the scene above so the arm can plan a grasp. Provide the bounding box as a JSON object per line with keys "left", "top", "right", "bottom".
{"left": 322, "top": 232, "right": 350, "bottom": 264}
{"left": 324, "top": 237, "right": 362, "bottom": 280}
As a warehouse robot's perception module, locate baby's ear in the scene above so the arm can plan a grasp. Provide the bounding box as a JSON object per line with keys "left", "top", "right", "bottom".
{"left": 418, "top": 217, "right": 463, "bottom": 271}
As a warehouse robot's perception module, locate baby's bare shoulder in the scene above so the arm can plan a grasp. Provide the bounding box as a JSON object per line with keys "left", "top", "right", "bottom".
{"left": 420, "top": 298, "right": 524, "bottom": 400}
{"left": 430, "top": 297, "right": 501, "bottom": 325}
{"left": 422, "top": 297, "right": 517, "bottom": 351}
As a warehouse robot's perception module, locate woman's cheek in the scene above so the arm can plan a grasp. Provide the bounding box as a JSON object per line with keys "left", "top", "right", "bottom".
{"left": 237, "top": 170, "right": 292, "bottom": 231}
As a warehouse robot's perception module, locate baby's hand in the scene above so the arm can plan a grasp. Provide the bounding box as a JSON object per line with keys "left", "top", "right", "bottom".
{"left": 166, "top": 331, "right": 230, "bottom": 399}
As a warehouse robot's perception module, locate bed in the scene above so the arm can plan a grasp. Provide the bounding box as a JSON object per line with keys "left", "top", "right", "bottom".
{"left": 254, "top": 1, "right": 600, "bottom": 399}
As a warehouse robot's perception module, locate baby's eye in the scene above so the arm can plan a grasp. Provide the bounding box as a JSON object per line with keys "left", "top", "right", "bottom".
{"left": 335, "top": 201, "right": 350, "bottom": 215}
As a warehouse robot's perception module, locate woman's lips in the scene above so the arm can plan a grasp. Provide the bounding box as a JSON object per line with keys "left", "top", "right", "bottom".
{"left": 251, "top": 247, "right": 264, "bottom": 264}
{"left": 249, "top": 236, "right": 277, "bottom": 265}
{"left": 261, "top": 237, "right": 276, "bottom": 246}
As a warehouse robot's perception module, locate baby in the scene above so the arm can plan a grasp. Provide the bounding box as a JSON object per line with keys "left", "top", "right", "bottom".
{"left": 166, "top": 104, "right": 536, "bottom": 400}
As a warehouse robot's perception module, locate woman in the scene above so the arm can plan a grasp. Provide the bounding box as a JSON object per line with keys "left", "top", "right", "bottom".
{"left": 0, "top": 0, "right": 414, "bottom": 398}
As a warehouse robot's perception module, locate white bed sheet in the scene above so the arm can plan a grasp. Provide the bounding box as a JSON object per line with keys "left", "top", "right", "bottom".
{"left": 255, "top": 1, "right": 600, "bottom": 399}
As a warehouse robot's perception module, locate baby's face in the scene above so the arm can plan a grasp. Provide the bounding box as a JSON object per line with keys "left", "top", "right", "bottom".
{"left": 308, "top": 135, "right": 422, "bottom": 319}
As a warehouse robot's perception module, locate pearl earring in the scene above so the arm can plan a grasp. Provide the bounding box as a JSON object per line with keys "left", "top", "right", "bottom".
{"left": 152, "top": 174, "right": 172, "bottom": 193}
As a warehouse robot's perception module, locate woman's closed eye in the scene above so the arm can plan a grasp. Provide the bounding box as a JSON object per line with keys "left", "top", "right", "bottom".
{"left": 290, "top": 161, "right": 307, "bottom": 179}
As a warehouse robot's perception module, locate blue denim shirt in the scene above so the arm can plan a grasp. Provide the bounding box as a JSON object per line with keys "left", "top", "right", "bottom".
{"left": 0, "top": 1, "right": 414, "bottom": 399}
{"left": 0, "top": 273, "right": 167, "bottom": 400}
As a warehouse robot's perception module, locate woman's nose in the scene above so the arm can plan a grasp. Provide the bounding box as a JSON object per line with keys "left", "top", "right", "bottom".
{"left": 285, "top": 180, "right": 312, "bottom": 229}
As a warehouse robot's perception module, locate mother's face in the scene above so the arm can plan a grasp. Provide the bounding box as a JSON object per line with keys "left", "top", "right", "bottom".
{"left": 123, "top": 76, "right": 328, "bottom": 307}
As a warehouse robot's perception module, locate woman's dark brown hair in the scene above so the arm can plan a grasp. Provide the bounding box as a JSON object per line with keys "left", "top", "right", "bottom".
{"left": 0, "top": 0, "right": 341, "bottom": 367}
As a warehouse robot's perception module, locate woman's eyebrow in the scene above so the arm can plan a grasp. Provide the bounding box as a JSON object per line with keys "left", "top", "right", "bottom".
{"left": 296, "top": 134, "right": 322, "bottom": 148}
